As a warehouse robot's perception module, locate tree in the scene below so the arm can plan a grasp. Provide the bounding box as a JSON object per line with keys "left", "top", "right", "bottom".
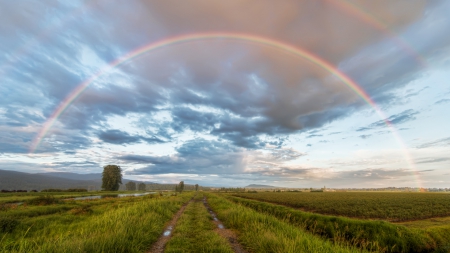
{"left": 126, "top": 181, "right": 136, "bottom": 191}
{"left": 195, "top": 184, "right": 199, "bottom": 191}
{"left": 175, "top": 181, "right": 184, "bottom": 193}
{"left": 138, "top": 183, "right": 146, "bottom": 191}
{"left": 101, "top": 165, "right": 122, "bottom": 191}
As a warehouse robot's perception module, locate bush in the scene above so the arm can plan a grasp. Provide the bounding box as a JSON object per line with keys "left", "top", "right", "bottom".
{"left": 70, "top": 205, "right": 93, "bottom": 215}
{"left": 26, "top": 195, "right": 60, "bottom": 205}
{"left": 0, "top": 217, "right": 19, "bottom": 233}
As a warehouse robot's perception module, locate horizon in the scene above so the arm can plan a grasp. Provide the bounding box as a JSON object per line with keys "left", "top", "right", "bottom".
{"left": 1, "top": 1, "right": 450, "bottom": 188}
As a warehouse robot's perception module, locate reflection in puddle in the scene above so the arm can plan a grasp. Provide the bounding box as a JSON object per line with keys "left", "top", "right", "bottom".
{"left": 163, "top": 225, "right": 173, "bottom": 236}
{"left": 70, "top": 192, "right": 155, "bottom": 201}
{"left": 203, "top": 197, "right": 225, "bottom": 229}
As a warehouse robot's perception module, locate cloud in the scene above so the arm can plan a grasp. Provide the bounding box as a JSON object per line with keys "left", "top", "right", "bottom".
{"left": 416, "top": 157, "right": 450, "bottom": 164}
{"left": 416, "top": 137, "right": 450, "bottom": 149}
{"left": 357, "top": 109, "right": 419, "bottom": 131}
{"left": 435, "top": 98, "right": 450, "bottom": 104}
{"left": 123, "top": 139, "right": 246, "bottom": 174}
{"left": 98, "top": 129, "right": 164, "bottom": 145}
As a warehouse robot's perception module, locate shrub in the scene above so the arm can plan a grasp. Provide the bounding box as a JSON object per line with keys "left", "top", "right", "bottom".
{"left": 26, "top": 195, "right": 60, "bottom": 205}
{"left": 0, "top": 217, "right": 19, "bottom": 233}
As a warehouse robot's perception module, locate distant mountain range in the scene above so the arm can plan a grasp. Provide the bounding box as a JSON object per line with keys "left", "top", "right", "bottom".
{"left": 0, "top": 169, "right": 155, "bottom": 191}
{"left": 245, "top": 184, "right": 276, "bottom": 188}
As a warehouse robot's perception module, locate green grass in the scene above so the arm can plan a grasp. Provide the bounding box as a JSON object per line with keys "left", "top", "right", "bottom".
{"left": 0, "top": 192, "right": 194, "bottom": 252}
{"left": 232, "top": 192, "right": 450, "bottom": 221}
{"left": 165, "top": 194, "right": 233, "bottom": 253}
{"left": 226, "top": 195, "right": 448, "bottom": 253}
{"left": 0, "top": 191, "right": 150, "bottom": 204}
{"left": 205, "top": 193, "right": 368, "bottom": 253}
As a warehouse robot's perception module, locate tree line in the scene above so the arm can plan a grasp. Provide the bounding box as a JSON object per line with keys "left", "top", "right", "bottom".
{"left": 102, "top": 165, "right": 203, "bottom": 192}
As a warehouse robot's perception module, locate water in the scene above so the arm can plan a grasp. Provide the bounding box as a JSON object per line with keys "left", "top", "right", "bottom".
{"left": 70, "top": 192, "right": 155, "bottom": 201}
{"left": 163, "top": 225, "right": 173, "bottom": 236}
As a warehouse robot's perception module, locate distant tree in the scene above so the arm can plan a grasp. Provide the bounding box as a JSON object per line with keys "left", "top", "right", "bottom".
{"left": 126, "top": 181, "right": 136, "bottom": 191}
{"left": 178, "top": 181, "right": 184, "bottom": 193}
{"left": 101, "top": 165, "right": 122, "bottom": 191}
{"left": 195, "top": 184, "right": 199, "bottom": 191}
{"left": 138, "top": 183, "right": 146, "bottom": 191}
{"left": 175, "top": 181, "right": 185, "bottom": 193}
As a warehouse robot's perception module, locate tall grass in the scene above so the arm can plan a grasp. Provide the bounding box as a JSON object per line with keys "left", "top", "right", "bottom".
{"left": 227, "top": 195, "right": 446, "bottom": 253}
{"left": 206, "top": 193, "right": 367, "bottom": 253}
{"left": 165, "top": 194, "right": 233, "bottom": 253}
{"left": 0, "top": 192, "right": 194, "bottom": 252}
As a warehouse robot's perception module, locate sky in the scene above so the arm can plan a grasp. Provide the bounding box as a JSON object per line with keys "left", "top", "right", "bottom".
{"left": 1, "top": 0, "right": 449, "bottom": 188}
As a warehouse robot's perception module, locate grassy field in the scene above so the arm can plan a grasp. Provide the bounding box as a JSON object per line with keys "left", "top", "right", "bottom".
{"left": 165, "top": 193, "right": 233, "bottom": 253}
{"left": 0, "top": 191, "right": 150, "bottom": 205}
{"left": 2, "top": 191, "right": 450, "bottom": 252}
{"left": 206, "top": 193, "right": 369, "bottom": 253}
{"left": 0, "top": 192, "right": 193, "bottom": 252}
{"left": 232, "top": 192, "right": 450, "bottom": 221}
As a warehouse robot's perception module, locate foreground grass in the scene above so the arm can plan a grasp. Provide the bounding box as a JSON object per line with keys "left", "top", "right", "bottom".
{"left": 227, "top": 195, "right": 450, "bottom": 253}
{"left": 0, "top": 192, "right": 193, "bottom": 253}
{"left": 232, "top": 192, "right": 450, "bottom": 221}
{"left": 206, "top": 193, "right": 366, "bottom": 253}
{"left": 165, "top": 194, "right": 233, "bottom": 253}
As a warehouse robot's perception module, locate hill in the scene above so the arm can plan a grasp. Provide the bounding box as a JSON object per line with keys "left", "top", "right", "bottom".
{"left": 246, "top": 184, "right": 276, "bottom": 188}
{"left": 0, "top": 169, "right": 100, "bottom": 191}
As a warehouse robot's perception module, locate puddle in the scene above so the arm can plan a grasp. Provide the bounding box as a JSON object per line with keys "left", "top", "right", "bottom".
{"left": 69, "top": 192, "right": 155, "bottom": 201}
{"left": 163, "top": 225, "right": 173, "bottom": 236}
{"left": 203, "top": 197, "right": 225, "bottom": 229}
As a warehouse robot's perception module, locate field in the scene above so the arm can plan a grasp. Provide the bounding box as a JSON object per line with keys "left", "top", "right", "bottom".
{"left": 231, "top": 192, "right": 450, "bottom": 221}
{"left": 1, "top": 191, "right": 450, "bottom": 252}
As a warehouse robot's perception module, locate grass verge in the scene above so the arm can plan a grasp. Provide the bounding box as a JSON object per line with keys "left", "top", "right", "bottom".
{"left": 227, "top": 195, "right": 448, "bottom": 253}
{"left": 0, "top": 192, "right": 194, "bottom": 253}
{"left": 206, "top": 193, "right": 367, "bottom": 253}
{"left": 165, "top": 194, "right": 233, "bottom": 253}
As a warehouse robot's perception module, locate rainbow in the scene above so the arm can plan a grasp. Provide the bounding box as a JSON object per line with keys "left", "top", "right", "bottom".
{"left": 329, "top": 0, "right": 427, "bottom": 67}
{"left": 28, "top": 32, "right": 420, "bottom": 186}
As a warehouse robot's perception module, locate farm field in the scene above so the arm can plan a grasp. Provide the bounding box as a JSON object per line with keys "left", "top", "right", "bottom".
{"left": 2, "top": 191, "right": 450, "bottom": 252}
{"left": 225, "top": 194, "right": 450, "bottom": 252}
{"left": 232, "top": 192, "right": 450, "bottom": 221}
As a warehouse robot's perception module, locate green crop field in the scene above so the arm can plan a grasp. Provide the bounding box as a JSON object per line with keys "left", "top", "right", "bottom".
{"left": 231, "top": 192, "right": 450, "bottom": 221}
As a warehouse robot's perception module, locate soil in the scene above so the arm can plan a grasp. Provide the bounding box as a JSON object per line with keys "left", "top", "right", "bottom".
{"left": 203, "top": 197, "right": 248, "bottom": 253}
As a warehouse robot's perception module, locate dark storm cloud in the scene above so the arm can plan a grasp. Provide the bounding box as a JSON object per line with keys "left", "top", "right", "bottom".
{"left": 357, "top": 109, "right": 419, "bottom": 132}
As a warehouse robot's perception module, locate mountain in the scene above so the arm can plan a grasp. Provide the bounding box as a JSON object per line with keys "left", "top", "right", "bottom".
{"left": 35, "top": 172, "right": 103, "bottom": 181}
{"left": 0, "top": 169, "right": 100, "bottom": 191}
{"left": 245, "top": 184, "right": 276, "bottom": 188}
{"left": 0, "top": 169, "right": 159, "bottom": 191}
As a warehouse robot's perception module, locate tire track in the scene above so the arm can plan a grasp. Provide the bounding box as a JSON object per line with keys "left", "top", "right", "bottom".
{"left": 147, "top": 196, "right": 194, "bottom": 253}
{"left": 203, "top": 197, "right": 248, "bottom": 253}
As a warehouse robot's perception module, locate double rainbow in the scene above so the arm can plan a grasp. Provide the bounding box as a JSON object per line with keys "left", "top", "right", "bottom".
{"left": 28, "top": 32, "right": 419, "bottom": 186}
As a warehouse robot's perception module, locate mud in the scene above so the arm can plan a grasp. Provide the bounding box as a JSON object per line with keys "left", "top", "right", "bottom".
{"left": 203, "top": 197, "right": 248, "bottom": 253}
{"left": 147, "top": 197, "right": 193, "bottom": 253}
